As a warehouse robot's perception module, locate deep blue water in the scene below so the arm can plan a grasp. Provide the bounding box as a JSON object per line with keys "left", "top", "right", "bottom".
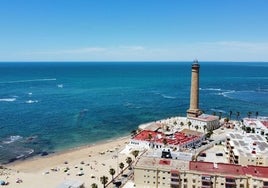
{"left": 0, "top": 62, "right": 268, "bottom": 163}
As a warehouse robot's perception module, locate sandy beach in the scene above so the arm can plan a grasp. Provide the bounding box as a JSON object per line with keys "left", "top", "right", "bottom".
{"left": 0, "top": 136, "right": 132, "bottom": 188}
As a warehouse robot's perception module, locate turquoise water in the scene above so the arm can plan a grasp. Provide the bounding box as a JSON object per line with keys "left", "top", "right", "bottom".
{"left": 0, "top": 62, "right": 268, "bottom": 163}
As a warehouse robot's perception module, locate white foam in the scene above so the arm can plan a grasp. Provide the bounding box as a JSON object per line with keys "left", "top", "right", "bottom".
{"left": 161, "top": 94, "right": 176, "bottom": 99}
{"left": 25, "top": 100, "right": 38, "bottom": 104}
{"left": 57, "top": 84, "right": 63, "bottom": 88}
{"left": 3, "top": 135, "right": 23, "bottom": 144}
{"left": 210, "top": 109, "right": 226, "bottom": 113}
{"left": 200, "top": 88, "right": 222, "bottom": 91}
{"left": 0, "top": 98, "right": 16, "bottom": 102}
{"left": 218, "top": 90, "right": 235, "bottom": 98}
{"left": 0, "top": 78, "right": 56, "bottom": 84}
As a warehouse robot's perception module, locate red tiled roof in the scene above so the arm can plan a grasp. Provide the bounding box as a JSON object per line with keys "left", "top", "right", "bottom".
{"left": 190, "top": 161, "right": 268, "bottom": 178}
{"left": 189, "top": 161, "right": 245, "bottom": 176}
{"left": 261, "top": 121, "right": 268, "bottom": 128}
{"left": 133, "top": 130, "right": 200, "bottom": 146}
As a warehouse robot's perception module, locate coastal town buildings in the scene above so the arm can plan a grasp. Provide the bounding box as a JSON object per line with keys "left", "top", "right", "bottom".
{"left": 243, "top": 117, "right": 268, "bottom": 135}
{"left": 134, "top": 156, "right": 268, "bottom": 188}
{"left": 130, "top": 61, "right": 268, "bottom": 187}
{"left": 187, "top": 114, "right": 220, "bottom": 131}
{"left": 226, "top": 132, "right": 268, "bottom": 166}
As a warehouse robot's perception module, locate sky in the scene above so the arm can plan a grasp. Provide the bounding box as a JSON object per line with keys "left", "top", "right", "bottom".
{"left": 0, "top": 0, "right": 268, "bottom": 62}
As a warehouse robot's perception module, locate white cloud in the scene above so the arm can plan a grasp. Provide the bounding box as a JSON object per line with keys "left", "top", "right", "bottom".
{"left": 3, "top": 42, "right": 268, "bottom": 61}
{"left": 29, "top": 47, "right": 107, "bottom": 55}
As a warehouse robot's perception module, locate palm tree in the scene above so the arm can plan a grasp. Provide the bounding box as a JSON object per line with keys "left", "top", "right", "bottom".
{"left": 125, "top": 157, "right": 132, "bottom": 167}
{"left": 187, "top": 121, "right": 192, "bottom": 129}
{"left": 236, "top": 111, "right": 240, "bottom": 120}
{"left": 203, "top": 125, "right": 207, "bottom": 133}
{"left": 131, "top": 150, "right": 139, "bottom": 159}
{"left": 163, "top": 138, "right": 168, "bottom": 146}
{"left": 229, "top": 110, "right": 233, "bottom": 119}
{"left": 248, "top": 111, "right": 252, "bottom": 118}
{"left": 256, "top": 111, "right": 259, "bottom": 119}
{"left": 219, "top": 112, "right": 222, "bottom": 120}
{"left": 91, "top": 183, "right": 98, "bottom": 188}
{"left": 195, "top": 125, "right": 199, "bottom": 131}
{"left": 148, "top": 133, "right": 152, "bottom": 141}
{"left": 212, "top": 111, "right": 216, "bottom": 116}
{"left": 109, "top": 168, "right": 115, "bottom": 181}
{"left": 119, "top": 162, "right": 124, "bottom": 174}
{"left": 100, "top": 176, "right": 108, "bottom": 188}
{"left": 180, "top": 122, "right": 184, "bottom": 127}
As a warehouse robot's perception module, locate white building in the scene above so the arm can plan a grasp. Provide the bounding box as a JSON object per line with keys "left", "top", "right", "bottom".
{"left": 187, "top": 114, "right": 220, "bottom": 131}
{"left": 226, "top": 132, "right": 268, "bottom": 166}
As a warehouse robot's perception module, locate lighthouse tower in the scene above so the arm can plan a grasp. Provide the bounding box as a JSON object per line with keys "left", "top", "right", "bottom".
{"left": 187, "top": 59, "right": 202, "bottom": 117}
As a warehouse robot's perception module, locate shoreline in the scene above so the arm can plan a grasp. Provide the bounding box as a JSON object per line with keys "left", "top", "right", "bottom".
{"left": 1, "top": 135, "right": 132, "bottom": 188}
{"left": 5, "top": 134, "right": 131, "bottom": 168}
{"left": 1, "top": 133, "right": 131, "bottom": 166}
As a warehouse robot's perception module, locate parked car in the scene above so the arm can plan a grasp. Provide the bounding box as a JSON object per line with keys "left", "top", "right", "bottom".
{"left": 216, "top": 153, "right": 223, "bottom": 156}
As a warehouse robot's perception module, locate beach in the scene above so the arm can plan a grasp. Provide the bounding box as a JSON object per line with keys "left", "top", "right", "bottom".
{"left": 1, "top": 136, "right": 131, "bottom": 188}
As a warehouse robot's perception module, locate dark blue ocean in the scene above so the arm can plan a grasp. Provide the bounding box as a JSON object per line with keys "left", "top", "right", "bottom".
{"left": 0, "top": 62, "right": 268, "bottom": 164}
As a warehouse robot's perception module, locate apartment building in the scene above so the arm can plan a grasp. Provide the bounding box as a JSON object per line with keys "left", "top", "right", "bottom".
{"left": 226, "top": 132, "right": 268, "bottom": 166}
{"left": 134, "top": 157, "right": 268, "bottom": 188}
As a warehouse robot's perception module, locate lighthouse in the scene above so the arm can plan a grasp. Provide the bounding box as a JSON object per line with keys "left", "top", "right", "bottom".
{"left": 187, "top": 59, "right": 202, "bottom": 117}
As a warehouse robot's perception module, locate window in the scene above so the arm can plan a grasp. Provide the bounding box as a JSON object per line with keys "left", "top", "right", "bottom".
{"left": 184, "top": 179, "right": 188, "bottom": 182}
{"left": 193, "top": 179, "right": 196, "bottom": 183}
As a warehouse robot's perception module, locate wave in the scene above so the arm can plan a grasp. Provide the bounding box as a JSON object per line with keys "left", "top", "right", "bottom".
{"left": 217, "top": 90, "right": 235, "bottom": 98}
{"left": 200, "top": 88, "right": 222, "bottom": 91}
{"left": 161, "top": 94, "right": 176, "bottom": 99}
{"left": 210, "top": 109, "right": 226, "bottom": 113}
{"left": 0, "top": 78, "right": 56, "bottom": 84}
{"left": 25, "top": 100, "right": 38, "bottom": 104}
{"left": 0, "top": 98, "right": 16, "bottom": 102}
{"left": 2, "top": 135, "right": 23, "bottom": 144}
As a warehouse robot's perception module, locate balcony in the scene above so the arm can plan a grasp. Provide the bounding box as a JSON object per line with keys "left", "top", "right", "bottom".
{"left": 226, "top": 178, "right": 236, "bottom": 187}
{"left": 263, "top": 181, "right": 268, "bottom": 188}
{"left": 202, "top": 176, "right": 212, "bottom": 182}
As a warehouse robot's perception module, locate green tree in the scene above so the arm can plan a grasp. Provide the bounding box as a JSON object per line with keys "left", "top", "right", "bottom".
{"left": 100, "top": 176, "right": 108, "bottom": 188}
{"left": 109, "top": 168, "right": 115, "bottom": 181}
{"left": 125, "top": 157, "right": 132, "bottom": 167}
{"left": 195, "top": 125, "right": 199, "bottom": 131}
{"left": 130, "top": 130, "right": 137, "bottom": 137}
{"left": 246, "top": 127, "right": 252, "bottom": 133}
{"left": 212, "top": 111, "right": 216, "bottom": 116}
{"left": 224, "top": 117, "right": 230, "bottom": 123}
{"left": 148, "top": 133, "right": 152, "bottom": 141}
{"left": 119, "top": 162, "right": 125, "bottom": 174}
{"left": 91, "top": 183, "right": 98, "bottom": 188}
{"left": 180, "top": 122, "right": 184, "bottom": 127}
{"left": 131, "top": 150, "right": 139, "bottom": 159}
{"left": 163, "top": 138, "right": 168, "bottom": 146}
{"left": 187, "top": 121, "right": 192, "bottom": 129}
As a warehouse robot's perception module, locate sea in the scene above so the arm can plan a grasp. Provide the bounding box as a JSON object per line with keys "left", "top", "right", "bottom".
{"left": 0, "top": 62, "right": 268, "bottom": 164}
